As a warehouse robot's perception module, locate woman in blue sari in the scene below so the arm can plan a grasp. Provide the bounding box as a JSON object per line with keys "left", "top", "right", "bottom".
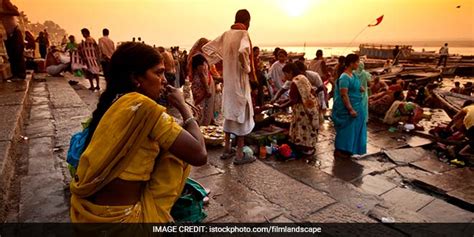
{"left": 332, "top": 54, "right": 367, "bottom": 158}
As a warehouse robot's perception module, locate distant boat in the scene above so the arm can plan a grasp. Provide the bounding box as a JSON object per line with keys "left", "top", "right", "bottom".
{"left": 369, "top": 65, "right": 442, "bottom": 87}
{"left": 259, "top": 51, "right": 305, "bottom": 62}
{"left": 358, "top": 43, "right": 413, "bottom": 59}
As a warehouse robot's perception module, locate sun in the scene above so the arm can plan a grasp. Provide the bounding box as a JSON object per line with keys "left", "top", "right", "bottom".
{"left": 278, "top": 0, "right": 312, "bottom": 17}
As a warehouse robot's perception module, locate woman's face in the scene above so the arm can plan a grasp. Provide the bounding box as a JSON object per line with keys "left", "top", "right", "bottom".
{"left": 278, "top": 54, "right": 287, "bottom": 63}
{"left": 136, "top": 62, "right": 166, "bottom": 101}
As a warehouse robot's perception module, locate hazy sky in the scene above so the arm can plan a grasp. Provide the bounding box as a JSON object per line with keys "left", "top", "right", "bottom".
{"left": 14, "top": 0, "right": 474, "bottom": 47}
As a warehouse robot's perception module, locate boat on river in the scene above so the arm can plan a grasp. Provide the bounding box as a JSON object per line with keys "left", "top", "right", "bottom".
{"left": 432, "top": 89, "right": 474, "bottom": 116}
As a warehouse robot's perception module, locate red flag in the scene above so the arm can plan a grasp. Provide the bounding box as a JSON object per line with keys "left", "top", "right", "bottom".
{"left": 368, "top": 15, "right": 384, "bottom": 27}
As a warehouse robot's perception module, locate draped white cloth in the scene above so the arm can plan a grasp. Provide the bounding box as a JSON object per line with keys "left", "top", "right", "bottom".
{"left": 202, "top": 29, "right": 255, "bottom": 136}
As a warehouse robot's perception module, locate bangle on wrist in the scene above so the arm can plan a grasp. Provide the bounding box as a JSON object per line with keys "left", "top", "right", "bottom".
{"left": 183, "top": 117, "right": 196, "bottom": 127}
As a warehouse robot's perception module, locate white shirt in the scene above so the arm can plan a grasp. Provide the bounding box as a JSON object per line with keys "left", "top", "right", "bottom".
{"left": 439, "top": 46, "right": 449, "bottom": 56}
{"left": 269, "top": 61, "right": 286, "bottom": 90}
{"left": 98, "top": 36, "right": 115, "bottom": 60}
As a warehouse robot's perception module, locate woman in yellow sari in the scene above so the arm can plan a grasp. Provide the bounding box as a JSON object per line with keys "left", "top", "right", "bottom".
{"left": 70, "top": 42, "right": 207, "bottom": 223}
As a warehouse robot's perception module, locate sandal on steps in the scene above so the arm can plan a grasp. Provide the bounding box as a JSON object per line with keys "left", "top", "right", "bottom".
{"left": 220, "top": 148, "right": 236, "bottom": 160}
{"left": 233, "top": 154, "right": 256, "bottom": 165}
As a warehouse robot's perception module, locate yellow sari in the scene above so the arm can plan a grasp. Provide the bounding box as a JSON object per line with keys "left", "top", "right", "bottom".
{"left": 70, "top": 92, "right": 190, "bottom": 223}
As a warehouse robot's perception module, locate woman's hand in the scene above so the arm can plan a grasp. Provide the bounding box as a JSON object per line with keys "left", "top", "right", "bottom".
{"left": 349, "top": 109, "right": 358, "bottom": 118}
{"left": 166, "top": 85, "right": 186, "bottom": 111}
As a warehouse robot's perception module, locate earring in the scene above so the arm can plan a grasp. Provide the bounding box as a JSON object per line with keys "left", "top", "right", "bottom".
{"left": 136, "top": 83, "right": 141, "bottom": 88}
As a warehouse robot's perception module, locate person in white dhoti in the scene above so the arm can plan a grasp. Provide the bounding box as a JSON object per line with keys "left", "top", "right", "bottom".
{"left": 202, "top": 9, "right": 256, "bottom": 165}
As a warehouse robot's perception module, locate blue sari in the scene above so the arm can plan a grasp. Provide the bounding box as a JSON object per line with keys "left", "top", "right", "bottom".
{"left": 332, "top": 73, "right": 367, "bottom": 155}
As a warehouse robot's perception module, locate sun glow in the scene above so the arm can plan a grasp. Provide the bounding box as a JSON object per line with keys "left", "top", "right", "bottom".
{"left": 278, "top": 0, "right": 312, "bottom": 17}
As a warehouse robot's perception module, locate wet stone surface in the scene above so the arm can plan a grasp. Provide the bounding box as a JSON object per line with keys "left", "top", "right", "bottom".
{"left": 27, "top": 137, "right": 55, "bottom": 176}
{"left": 384, "top": 147, "right": 432, "bottom": 165}
{"left": 0, "top": 105, "right": 23, "bottom": 141}
{"left": 394, "top": 166, "right": 433, "bottom": 181}
{"left": 29, "top": 104, "right": 53, "bottom": 121}
{"left": 190, "top": 164, "right": 224, "bottom": 180}
{"left": 446, "top": 186, "right": 474, "bottom": 209}
{"left": 19, "top": 172, "right": 69, "bottom": 222}
{"left": 228, "top": 161, "right": 336, "bottom": 219}
{"left": 368, "top": 203, "right": 432, "bottom": 223}
{"left": 270, "top": 215, "right": 295, "bottom": 223}
{"left": 354, "top": 156, "right": 397, "bottom": 175}
{"left": 321, "top": 157, "right": 367, "bottom": 182}
{"left": 381, "top": 187, "right": 435, "bottom": 212}
{"left": 46, "top": 78, "right": 86, "bottom": 108}
{"left": 417, "top": 199, "right": 474, "bottom": 223}
{"left": 414, "top": 169, "right": 473, "bottom": 194}
{"left": 0, "top": 80, "right": 28, "bottom": 106}
{"left": 368, "top": 130, "right": 408, "bottom": 149}
{"left": 353, "top": 175, "right": 398, "bottom": 196}
{"left": 410, "top": 157, "right": 456, "bottom": 174}
{"left": 0, "top": 141, "right": 11, "bottom": 168}
{"left": 201, "top": 196, "right": 229, "bottom": 223}
{"left": 196, "top": 174, "right": 283, "bottom": 222}
{"left": 305, "top": 203, "right": 377, "bottom": 223}
{"left": 25, "top": 119, "right": 55, "bottom": 139}
{"left": 52, "top": 107, "right": 89, "bottom": 148}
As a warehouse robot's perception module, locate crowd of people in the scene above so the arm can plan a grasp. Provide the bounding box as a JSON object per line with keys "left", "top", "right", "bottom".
{"left": 2, "top": 7, "right": 470, "bottom": 224}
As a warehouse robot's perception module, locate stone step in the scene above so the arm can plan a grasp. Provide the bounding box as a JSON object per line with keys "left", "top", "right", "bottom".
{"left": 16, "top": 76, "right": 92, "bottom": 222}
{"left": 0, "top": 73, "right": 33, "bottom": 222}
